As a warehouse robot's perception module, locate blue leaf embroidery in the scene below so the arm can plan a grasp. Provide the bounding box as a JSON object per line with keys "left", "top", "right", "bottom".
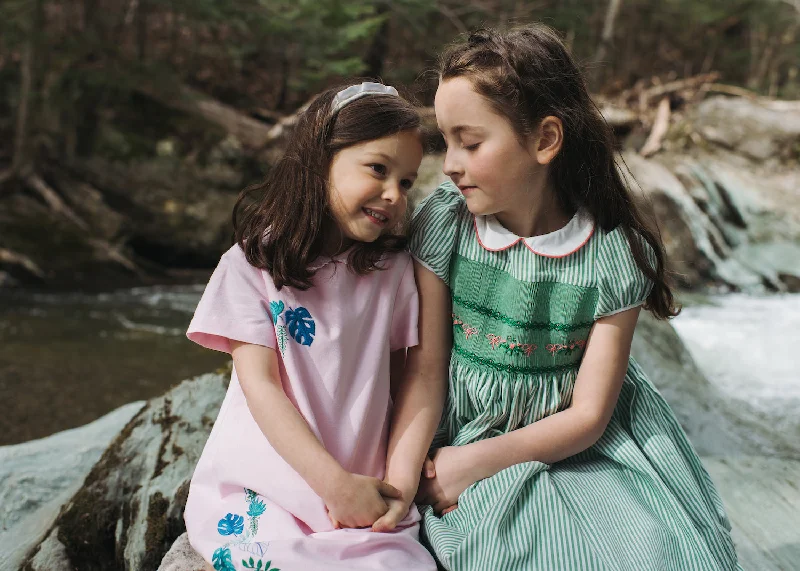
{"left": 247, "top": 498, "right": 267, "bottom": 518}
{"left": 269, "top": 301, "right": 285, "bottom": 325}
{"left": 217, "top": 513, "right": 244, "bottom": 536}
{"left": 284, "top": 306, "right": 315, "bottom": 346}
{"left": 212, "top": 547, "right": 236, "bottom": 571}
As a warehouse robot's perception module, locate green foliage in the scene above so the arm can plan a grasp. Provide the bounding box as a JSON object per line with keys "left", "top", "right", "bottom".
{"left": 0, "top": 0, "right": 798, "bottom": 168}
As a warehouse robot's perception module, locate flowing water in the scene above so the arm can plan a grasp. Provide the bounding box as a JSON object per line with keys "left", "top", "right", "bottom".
{"left": 671, "top": 293, "right": 800, "bottom": 438}
{"left": 0, "top": 285, "right": 225, "bottom": 445}
{"left": 2, "top": 285, "right": 796, "bottom": 446}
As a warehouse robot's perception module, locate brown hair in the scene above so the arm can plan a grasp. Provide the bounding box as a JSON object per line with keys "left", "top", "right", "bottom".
{"left": 233, "top": 80, "right": 421, "bottom": 290}
{"left": 439, "top": 25, "right": 679, "bottom": 319}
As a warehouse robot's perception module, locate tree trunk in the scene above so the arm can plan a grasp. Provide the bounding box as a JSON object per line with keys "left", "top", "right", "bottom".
{"left": 591, "top": 0, "right": 623, "bottom": 88}
{"left": 363, "top": 4, "right": 390, "bottom": 80}
{"left": 2, "top": 0, "right": 45, "bottom": 186}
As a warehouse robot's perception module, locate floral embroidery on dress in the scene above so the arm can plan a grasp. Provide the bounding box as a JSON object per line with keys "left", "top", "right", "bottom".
{"left": 486, "top": 334, "right": 536, "bottom": 356}
{"left": 212, "top": 488, "right": 279, "bottom": 571}
{"left": 546, "top": 340, "right": 587, "bottom": 355}
{"left": 453, "top": 313, "right": 479, "bottom": 340}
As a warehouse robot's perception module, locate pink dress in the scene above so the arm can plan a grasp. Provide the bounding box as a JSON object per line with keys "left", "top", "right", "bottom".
{"left": 184, "top": 245, "right": 436, "bottom": 571}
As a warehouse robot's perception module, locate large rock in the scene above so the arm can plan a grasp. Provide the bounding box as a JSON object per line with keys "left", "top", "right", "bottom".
{"left": 688, "top": 96, "right": 800, "bottom": 163}
{"left": 11, "top": 314, "right": 800, "bottom": 571}
{"left": 20, "top": 370, "right": 229, "bottom": 571}
{"left": 0, "top": 402, "right": 143, "bottom": 571}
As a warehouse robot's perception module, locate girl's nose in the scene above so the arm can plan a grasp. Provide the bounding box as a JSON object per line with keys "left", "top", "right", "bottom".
{"left": 442, "top": 148, "right": 462, "bottom": 178}
{"left": 382, "top": 182, "right": 403, "bottom": 204}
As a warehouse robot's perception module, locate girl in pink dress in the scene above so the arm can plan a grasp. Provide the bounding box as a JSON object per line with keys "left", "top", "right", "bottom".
{"left": 184, "top": 80, "right": 437, "bottom": 571}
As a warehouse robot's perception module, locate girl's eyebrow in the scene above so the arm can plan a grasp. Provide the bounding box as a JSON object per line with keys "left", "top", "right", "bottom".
{"left": 365, "top": 151, "right": 395, "bottom": 163}
{"left": 438, "top": 124, "right": 484, "bottom": 135}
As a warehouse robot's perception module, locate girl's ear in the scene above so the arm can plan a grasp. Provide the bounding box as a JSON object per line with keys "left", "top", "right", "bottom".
{"left": 530, "top": 116, "right": 563, "bottom": 165}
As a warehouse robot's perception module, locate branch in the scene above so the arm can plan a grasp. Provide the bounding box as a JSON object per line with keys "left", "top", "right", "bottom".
{"left": 87, "top": 238, "right": 142, "bottom": 274}
{"left": 0, "top": 247, "right": 45, "bottom": 278}
{"left": 23, "top": 173, "right": 89, "bottom": 231}
{"left": 639, "top": 97, "right": 671, "bottom": 158}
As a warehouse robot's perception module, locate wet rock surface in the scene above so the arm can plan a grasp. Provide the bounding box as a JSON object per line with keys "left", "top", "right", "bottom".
{"left": 7, "top": 315, "right": 799, "bottom": 570}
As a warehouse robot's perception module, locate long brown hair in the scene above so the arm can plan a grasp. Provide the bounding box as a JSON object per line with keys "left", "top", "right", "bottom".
{"left": 439, "top": 25, "right": 679, "bottom": 319}
{"left": 233, "top": 80, "right": 421, "bottom": 290}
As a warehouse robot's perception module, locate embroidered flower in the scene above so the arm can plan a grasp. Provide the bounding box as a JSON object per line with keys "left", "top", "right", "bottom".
{"left": 546, "top": 340, "right": 587, "bottom": 355}
{"left": 463, "top": 326, "right": 479, "bottom": 340}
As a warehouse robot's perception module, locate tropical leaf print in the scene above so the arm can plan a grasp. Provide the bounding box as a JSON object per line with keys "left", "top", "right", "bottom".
{"left": 214, "top": 488, "right": 278, "bottom": 570}
{"left": 247, "top": 498, "right": 266, "bottom": 518}
{"left": 276, "top": 325, "right": 288, "bottom": 356}
{"left": 217, "top": 513, "right": 244, "bottom": 536}
{"left": 284, "top": 306, "right": 315, "bottom": 346}
{"left": 268, "top": 301, "right": 284, "bottom": 325}
{"left": 212, "top": 547, "right": 236, "bottom": 571}
{"left": 242, "top": 558, "right": 280, "bottom": 571}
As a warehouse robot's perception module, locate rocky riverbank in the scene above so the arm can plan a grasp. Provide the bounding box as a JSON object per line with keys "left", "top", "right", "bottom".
{"left": 2, "top": 308, "right": 798, "bottom": 571}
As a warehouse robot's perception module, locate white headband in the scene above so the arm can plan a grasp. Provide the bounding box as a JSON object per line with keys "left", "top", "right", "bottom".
{"left": 331, "top": 82, "right": 399, "bottom": 115}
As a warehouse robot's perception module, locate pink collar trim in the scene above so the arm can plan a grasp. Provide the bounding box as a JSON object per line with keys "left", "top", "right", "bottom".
{"left": 474, "top": 210, "right": 595, "bottom": 258}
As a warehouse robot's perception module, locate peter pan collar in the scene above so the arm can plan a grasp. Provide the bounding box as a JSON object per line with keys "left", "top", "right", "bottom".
{"left": 474, "top": 209, "right": 595, "bottom": 258}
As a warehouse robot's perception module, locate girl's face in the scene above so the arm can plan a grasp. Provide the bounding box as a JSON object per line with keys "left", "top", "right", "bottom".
{"left": 434, "top": 77, "right": 549, "bottom": 218}
{"left": 327, "top": 130, "right": 422, "bottom": 246}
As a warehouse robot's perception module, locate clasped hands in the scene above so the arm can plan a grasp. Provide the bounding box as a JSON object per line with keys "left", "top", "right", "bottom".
{"left": 325, "top": 445, "right": 477, "bottom": 533}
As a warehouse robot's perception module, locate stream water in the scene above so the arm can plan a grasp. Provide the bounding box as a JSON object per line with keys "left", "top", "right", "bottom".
{"left": 1, "top": 286, "right": 796, "bottom": 446}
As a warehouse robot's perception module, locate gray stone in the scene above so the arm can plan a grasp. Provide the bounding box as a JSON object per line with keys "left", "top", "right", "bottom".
{"left": 704, "top": 456, "right": 800, "bottom": 571}
{"left": 0, "top": 401, "right": 143, "bottom": 571}
{"left": 19, "top": 371, "right": 229, "bottom": 571}
{"left": 691, "top": 96, "right": 800, "bottom": 162}
{"left": 157, "top": 532, "right": 207, "bottom": 571}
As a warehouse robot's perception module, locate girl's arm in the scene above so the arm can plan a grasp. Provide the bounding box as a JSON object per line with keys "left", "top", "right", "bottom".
{"left": 416, "top": 307, "right": 640, "bottom": 513}
{"left": 373, "top": 263, "right": 451, "bottom": 530}
{"left": 230, "top": 340, "right": 401, "bottom": 528}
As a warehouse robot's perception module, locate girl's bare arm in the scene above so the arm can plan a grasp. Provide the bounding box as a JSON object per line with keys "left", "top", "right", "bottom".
{"left": 375, "top": 263, "right": 451, "bottom": 527}
{"left": 438, "top": 307, "right": 638, "bottom": 485}
{"left": 231, "top": 341, "right": 400, "bottom": 528}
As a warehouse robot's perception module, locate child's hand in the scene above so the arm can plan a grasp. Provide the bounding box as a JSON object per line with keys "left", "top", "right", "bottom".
{"left": 324, "top": 472, "right": 402, "bottom": 529}
{"left": 415, "top": 446, "right": 478, "bottom": 515}
{"left": 371, "top": 495, "right": 410, "bottom": 532}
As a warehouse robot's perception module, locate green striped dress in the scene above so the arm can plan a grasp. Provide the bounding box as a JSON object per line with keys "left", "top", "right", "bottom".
{"left": 408, "top": 182, "right": 740, "bottom": 571}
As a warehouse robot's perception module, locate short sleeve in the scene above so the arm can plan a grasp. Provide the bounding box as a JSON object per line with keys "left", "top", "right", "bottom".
{"left": 408, "top": 181, "right": 464, "bottom": 287}
{"left": 594, "top": 227, "right": 656, "bottom": 320}
{"left": 390, "top": 254, "right": 420, "bottom": 351}
{"left": 187, "top": 245, "right": 277, "bottom": 353}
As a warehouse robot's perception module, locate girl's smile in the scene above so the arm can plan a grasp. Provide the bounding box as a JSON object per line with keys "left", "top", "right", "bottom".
{"left": 327, "top": 130, "right": 423, "bottom": 248}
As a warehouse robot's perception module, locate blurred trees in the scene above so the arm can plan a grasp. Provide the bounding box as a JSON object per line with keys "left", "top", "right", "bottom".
{"left": 0, "top": 0, "right": 798, "bottom": 173}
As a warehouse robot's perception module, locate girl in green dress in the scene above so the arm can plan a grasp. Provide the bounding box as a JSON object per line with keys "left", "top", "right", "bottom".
{"left": 371, "top": 24, "right": 741, "bottom": 571}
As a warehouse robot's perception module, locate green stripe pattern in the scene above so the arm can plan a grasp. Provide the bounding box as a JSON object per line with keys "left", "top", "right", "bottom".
{"left": 409, "top": 182, "right": 741, "bottom": 571}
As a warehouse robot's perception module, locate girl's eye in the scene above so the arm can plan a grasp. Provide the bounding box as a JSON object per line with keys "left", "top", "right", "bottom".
{"left": 370, "top": 164, "right": 387, "bottom": 176}
{"left": 401, "top": 179, "right": 414, "bottom": 191}
{"left": 464, "top": 142, "right": 481, "bottom": 151}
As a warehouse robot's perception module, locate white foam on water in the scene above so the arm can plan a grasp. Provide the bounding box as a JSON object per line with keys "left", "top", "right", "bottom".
{"left": 672, "top": 294, "right": 800, "bottom": 424}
